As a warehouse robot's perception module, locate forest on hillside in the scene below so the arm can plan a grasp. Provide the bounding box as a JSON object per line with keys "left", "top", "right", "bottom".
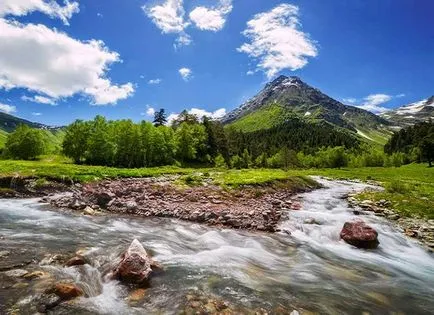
{"left": 1, "top": 109, "right": 433, "bottom": 169}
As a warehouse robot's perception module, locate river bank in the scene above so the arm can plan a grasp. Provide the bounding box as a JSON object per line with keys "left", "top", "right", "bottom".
{"left": 1, "top": 179, "right": 433, "bottom": 314}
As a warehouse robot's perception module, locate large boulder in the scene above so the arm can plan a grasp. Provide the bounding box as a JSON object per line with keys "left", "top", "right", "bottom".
{"left": 340, "top": 221, "right": 379, "bottom": 249}
{"left": 112, "top": 239, "right": 153, "bottom": 285}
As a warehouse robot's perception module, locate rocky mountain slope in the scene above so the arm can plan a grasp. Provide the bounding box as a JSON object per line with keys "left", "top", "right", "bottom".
{"left": 0, "top": 111, "right": 52, "bottom": 133}
{"left": 381, "top": 96, "right": 434, "bottom": 126}
{"left": 221, "top": 75, "right": 392, "bottom": 144}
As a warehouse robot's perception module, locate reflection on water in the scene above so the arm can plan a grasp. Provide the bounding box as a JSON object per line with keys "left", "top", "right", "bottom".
{"left": 0, "top": 179, "right": 433, "bottom": 314}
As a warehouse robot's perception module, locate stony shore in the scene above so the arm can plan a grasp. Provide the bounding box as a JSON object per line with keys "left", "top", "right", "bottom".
{"left": 347, "top": 194, "right": 434, "bottom": 251}
{"left": 44, "top": 176, "right": 314, "bottom": 232}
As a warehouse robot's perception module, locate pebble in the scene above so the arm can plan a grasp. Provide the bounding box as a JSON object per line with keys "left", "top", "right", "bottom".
{"left": 4, "top": 269, "right": 28, "bottom": 278}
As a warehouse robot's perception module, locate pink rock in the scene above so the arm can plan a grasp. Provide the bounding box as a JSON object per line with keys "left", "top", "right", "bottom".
{"left": 340, "top": 221, "right": 379, "bottom": 249}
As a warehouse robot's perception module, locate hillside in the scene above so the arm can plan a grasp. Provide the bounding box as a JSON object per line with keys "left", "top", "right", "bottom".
{"left": 0, "top": 111, "right": 50, "bottom": 133}
{"left": 381, "top": 96, "right": 434, "bottom": 126}
{"left": 0, "top": 112, "right": 63, "bottom": 151}
{"left": 222, "top": 76, "right": 392, "bottom": 145}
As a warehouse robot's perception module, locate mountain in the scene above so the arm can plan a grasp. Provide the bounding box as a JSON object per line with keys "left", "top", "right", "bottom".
{"left": 380, "top": 96, "right": 434, "bottom": 126}
{"left": 222, "top": 75, "right": 392, "bottom": 145}
{"left": 0, "top": 111, "right": 51, "bottom": 133}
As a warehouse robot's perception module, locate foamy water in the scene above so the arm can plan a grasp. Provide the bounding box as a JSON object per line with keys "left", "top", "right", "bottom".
{"left": 1, "top": 178, "right": 433, "bottom": 314}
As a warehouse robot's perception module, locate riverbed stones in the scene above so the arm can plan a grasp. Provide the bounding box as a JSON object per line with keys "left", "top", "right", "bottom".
{"left": 112, "top": 239, "right": 154, "bottom": 285}
{"left": 4, "top": 269, "right": 28, "bottom": 277}
{"left": 48, "top": 177, "right": 311, "bottom": 233}
{"left": 48, "top": 283, "right": 84, "bottom": 300}
{"left": 340, "top": 221, "right": 379, "bottom": 249}
{"left": 65, "top": 256, "right": 87, "bottom": 267}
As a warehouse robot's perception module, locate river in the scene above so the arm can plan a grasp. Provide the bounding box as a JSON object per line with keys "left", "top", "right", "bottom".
{"left": 0, "top": 178, "right": 433, "bottom": 314}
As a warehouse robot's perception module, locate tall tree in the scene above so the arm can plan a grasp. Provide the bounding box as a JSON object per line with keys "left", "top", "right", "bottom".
{"left": 62, "top": 120, "right": 90, "bottom": 163}
{"left": 4, "top": 125, "right": 46, "bottom": 160}
{"left": 153, "top": 108, "right": 167, "bottom": 127}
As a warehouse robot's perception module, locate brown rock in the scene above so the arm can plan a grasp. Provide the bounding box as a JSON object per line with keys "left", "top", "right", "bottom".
{"left": 340, "top": 221, "right": 379, "bottom": 249}
{"left": 112, "top": 239, "right": 154, "bottom": 285}
{"left": 50, "top": 283, "right": 84, "bottom": 300}
{"left": 65, "top": 256, "right": 87, "bottom": 267}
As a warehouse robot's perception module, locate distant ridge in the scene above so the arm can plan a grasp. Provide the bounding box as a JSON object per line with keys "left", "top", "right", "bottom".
{"left": 381, "top": 96, "right": 434, "bottom": 126}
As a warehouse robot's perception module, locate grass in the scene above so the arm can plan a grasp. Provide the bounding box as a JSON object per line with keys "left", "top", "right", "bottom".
{"left": 226, "top": 103, "right": 286, "bottom": 133}
{"left": 305, "top": 164, "right": 434, "bottom": 219}
{"left": 0, "top": 158, "right": 432, "bottom": 219}
{"left": 0, "top": 159, "right": 195, "bottom": 182}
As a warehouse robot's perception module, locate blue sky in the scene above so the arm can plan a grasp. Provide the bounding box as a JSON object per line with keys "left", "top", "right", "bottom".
{"left": 0, "top": 0, "right": 433, "bottom": 126}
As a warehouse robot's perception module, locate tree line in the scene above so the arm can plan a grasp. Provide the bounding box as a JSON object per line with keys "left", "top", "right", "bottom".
{"left": 2, "top": 109, "right": 432, "bottom": 169}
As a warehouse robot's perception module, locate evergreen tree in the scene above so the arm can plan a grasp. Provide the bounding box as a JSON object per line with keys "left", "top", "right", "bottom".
{"left": 153, "top": 108, "right": 167, "bottom": 127}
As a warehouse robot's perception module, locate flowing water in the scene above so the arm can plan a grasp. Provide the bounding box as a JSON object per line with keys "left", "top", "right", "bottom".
{"left": 0, "top": 178, "right": 433, "bottom": 314}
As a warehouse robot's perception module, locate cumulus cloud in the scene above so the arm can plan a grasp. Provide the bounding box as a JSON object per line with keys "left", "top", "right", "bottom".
{"left": 189, "top": 0, "right": 232, "bottom": 31}
{"left": 146, "top": 105, "right": 156, "bottom": 116}
{"left": 32, "top": 112, "right": 42, "bottom": 116}
{"left": 238, "top": 4, "right": 318, "bottom": 78}
{"left": 167, "top": 107, "right": 226, "bottom": 125}
{"left": 0, "top": 0, "right": 79, "bottom": 25}
{"left": 144, "top": 0, "right": 187, "bottom": 34}
{"left": 145, "top": 0, "right": 231, "bottom": 48}
{"left": 349, "top": 94, "right": 393, "bottom": 114}
{"left": 148, "top": 78, "right": 162, "bottom": 85}
{"left": 22, "top": 95, "right": 57, "bottom": 105}
{"left": 0, "top": 19, "right": 134, "bottom": 105}
{"left": 0, "top": 103, "right": 16, "bottom": 114}
{"left": 179, "top": 67, "right": 192, "bottom": 81}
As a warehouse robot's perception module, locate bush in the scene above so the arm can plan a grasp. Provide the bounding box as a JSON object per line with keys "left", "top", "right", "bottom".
{"left": 4, "top": 125, "right": 46, "bottom": 160}
{"left": 214, "top": 154, "right": 227, "bottom": 168}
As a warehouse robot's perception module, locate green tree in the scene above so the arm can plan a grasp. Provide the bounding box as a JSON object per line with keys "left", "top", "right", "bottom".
{"left": 420, "top": 135, "right": 434, "bottom": 167}
{"left": 86, "top": 116, "right": 115, "bottom": 166}
{"left": 62, "top": 120, "right": 90, "bottom": 163}
{"left": 5, "top": 125, "right": 45, "bottom": 160}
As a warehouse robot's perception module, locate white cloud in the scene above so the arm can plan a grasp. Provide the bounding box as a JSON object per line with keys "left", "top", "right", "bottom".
{"left": 167, "top": 107, "right": 226, "bottom": 125}
{"left": 343, "top": 98, "right": 357, "bottom": 104}
{"left": 0, "top": 0, "right": 79, "bottom": 25}
{"left": 396, "top": 93, "right": 406, "bottom": 98}
{"left": 145, "top": 0, "right": 231, "bottom": 48}
{"left": 0, "top": 19, "right": 134, "bottom": 105}
{"left": 144, "top": 0, "right": 187, "bottom": 34}
{"left": 356, "top": 94, "right": 392, "bottom": 114}
{"left": 97, "top": 12, "right": 103, "bottom": 18}
{"left": 179, "top": 67, "right": 192, "bottom": 81}
{"left": 146, "top": 105, "right": 156, "bottom": 116}
{"left": 238, "top": 4, "right": 318, "bottom": 78}
{"left": 21, "top": 95, "right": 57, "bottom": 105}
{"left": 174, "top": 33, "right": 192, "bottom": 49}
{"left": 189, "top": 0, "right": 232, "bottom": 32}
{"left": 246, "top": 70, "right": 255, "bottom": 76}
{"left": 32, "top": 112, "right": 42, "bottom": 116}
{"left": 148, "top": 78, "right": 162, "bottom": 85}
{"left": 0, "top": 103, "right": 16, "bottom": 114}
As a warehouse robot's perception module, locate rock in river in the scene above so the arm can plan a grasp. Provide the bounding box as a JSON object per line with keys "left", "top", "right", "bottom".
{"left": 112, "top": 239, "right": 154, "bottom": 285}
{"left": 340, "top": 221, "right": 379, "bottom": 249}
{"left": 48, "top": 283, "right": 84, "bottom": 300}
